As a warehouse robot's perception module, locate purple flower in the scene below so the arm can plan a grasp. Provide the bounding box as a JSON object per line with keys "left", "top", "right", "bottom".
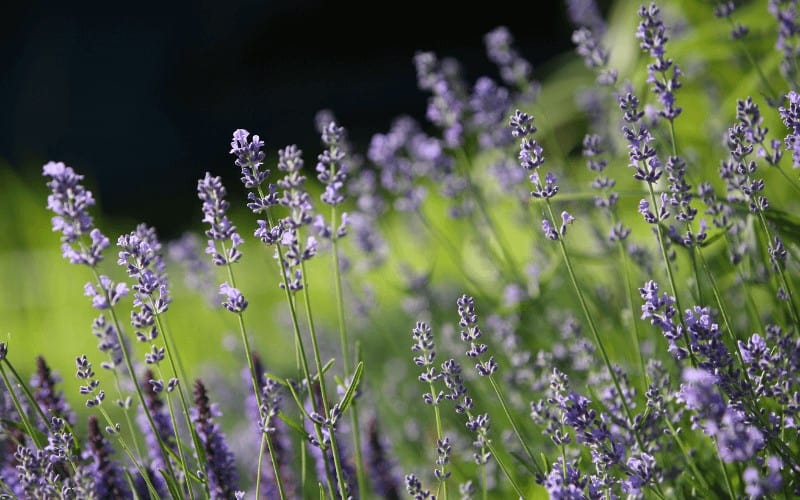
{"left": 779, "top": 91, "right": 800, "bottom": 168}
{"left": 572, "top": 27, "right": 610, "bottom": 71}
{"left": 433, "top": 436, "right": 452, "bottom": 481}
{"left": 560, "top": 211, "right": 575, "bottom": 237}
{"left": 31, "top": 356, "right": 76, "bottom": 427}
{"left": 276, "top": 145, "right": 313, "bottom": 230}
{"left": 723, "top": 102, "right": 771, "bottom": 214}
{"left": 566, "top": 0, "right": 606, "bottom": 34}
{"left": 639, "top": 280, "right": 687, "bottom": 359}
{"left": 637, "top": 3, "right": 682, "bottom": 121}
{"left": 197, "top": 172, "right": 244, "bottom": 266}
{"left": 483, "top": 26, "right": 539, "bottom": 101}
{"left": 85, "top": 415, "right": 131, "bottom": 499}
{"left": 317, "top": 122, "right": 349, "bottom": 207}
{"left": 364, "top": 417, "right": 401, "bottom": 498}
{"left": 456, "top": 295, "right": 496, "bottom": 376}
{"left": 414, "top": 51, "right": 467, "bottom": 147}
{"left": 542, "top": 218, "right": 559, "bottom": 241}
{"left": 542, "top": 457, "right": 588, "bottom": 498}
{"left": 621, "top": 453, "right": 658, "bottom": 496}
{"left": 678, "top": 368, "right": 765, "bottom": 463}
{"left": 230, "top": 129, "right": 268, "bottom": 189}
{"left": 118, "top": 224, "right": 171, "bottom": 343}
{"left": 530, "top": 171, "right": 559, "bottom": 199}
{"left": 405, "top": 473, "right": 433, "bottom": 499}
{"left": 219, "top": 282, "right": 248, "bottom": 313}
{"left": 90, "top": 315, "right": 124, "bottom": 371}
{"left": 519, "top": 137, "right": 545, "bottom": 170}
{"left": 714, "top": 2, "right": 749, "bottom": 39}
{"left": 83, "top": 276, "right": 129, "bottom": 311}
{"left": 744, "top": 456, "right": 783, "bottom": 497}
{"left": 43, "top": 162, "right": 110, "bottom": 266}
{"left": 135, "top": 369, "right": 171, "bottom": 496}
{"left": 192, "top": 380, "right": 239, "bottom": 499}
{"left": 14, "top": 445, "right": 62, "bottom": 498}
{"left": 769, "top": 1, "right": 800, "bottom": 84}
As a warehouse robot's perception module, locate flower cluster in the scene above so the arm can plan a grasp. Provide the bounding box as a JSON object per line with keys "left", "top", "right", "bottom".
{"left": 7, "top": 4, "right": 800, "bottom": 499}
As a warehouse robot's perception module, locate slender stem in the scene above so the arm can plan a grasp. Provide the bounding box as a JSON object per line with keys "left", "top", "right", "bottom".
{"left": 2, "top": 359, "right": 51, "bottom": 434}
{"left": 485, "top": 374, "right": 542, "bottom": 476}
{"left": 722, "top": 233, "right": 765, "bottom": 333}
{"left": 261, "top": 431, "right": 287, "bottom": 500}
{"left": 97, "top": 406, "right": 161, "bottom": 499}
{"left": 755, "top": 210, "right": 800, "bottom": 326}
{"left": 645, "top": 186, "right": 699, "bottom": 368}
{"left": 481, "top": 459, "right": 488, "bottom": 500}
{"left": 0, "top": 362, "right": 43, "bottom": 448}
{"left": 263, "top": 211, "right": 337, "bottom": 500}
{"left": 330, "top": 204, "right": 368, "bottom": 500}
{"left": 151, "top": 311, "right": 200, "bottom": 500}
{"left": 90, "top": 267, "right": 181, "bottom": 488}
{"left": 541, "top": 200, "right": 654, "bottom": 459}
{"left": 662, "top": 417, "right": 712, "bottom": 494}
{"left": 299, "top": 261, "right": 350, "bottom": 500}
{"left": 715, "top": 440, "right": 736, "bottom": 499}
{"left": 484, "top": 445, "right": 524, "bottom": 499}
{"left": 611, "top": 212, "right": 648, "bottom": 392}
{"left": 153, "top": 364, "right": 195, "bottom": 500}
{"left": 426, "top": 375, "right": 448, "bottom": 500}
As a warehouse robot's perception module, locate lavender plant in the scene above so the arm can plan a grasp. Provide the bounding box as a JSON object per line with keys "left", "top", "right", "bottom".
{"left": 3, "top": 1, "right": 800, "bottom": 499}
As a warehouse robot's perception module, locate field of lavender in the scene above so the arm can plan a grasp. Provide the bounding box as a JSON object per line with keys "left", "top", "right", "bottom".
{"left": 2, "top": 0, "right": 800, "bottom": 498}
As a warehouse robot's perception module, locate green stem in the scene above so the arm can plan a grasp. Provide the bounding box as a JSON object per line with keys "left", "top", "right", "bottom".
{"left": 755, "top": 210, "right": 800, "bottom": 326}
{"left": 482, "top": 436, "right": 525, "bottom": 499}
{"left": 644, "top": 186, "right": 699, "bottom": 368}
{"left": 542, "top": 200, "right": 650, "bottom": 454}
{"left": 662, "top": 417, "right": 712, "bottom": 494}
{"left": 262, "top": 209, "right": 337, "bottom": 500}
{"left": 330, "top": 204, "right": 368, "bottom": 500}
{"left": 0, "top": 362, "right": 43, "bottom": 448}
{"left": 153, "top": 364, "right": 195, "bottom": 500}
{"left": 2, "top": 358, "right": 52, "bottom": 434}
{"left": 485, "top": 374, "right": 542, "bottom": 476}
{"left": 217, "top": 235, "right": 286, "bottom": 500}
{"left": 97, "top": 406, "right": 161, "bottom": 499}
{"left": 426, "top": 373, "right": 448, "bottom": 500}
{"left": 715, "top": 440, "right": 736, "bottom": 499}
{"left": 611, "top": 212, "right": 648, "bottom": 392}
{"left": 299, "top": 261, "right": 349, "bottom": 500}
{"left": 151, "top": 311, "right": 200, "bottom": 500}
{"left": 89, "top": 267, "right": 181, "bottom": 489}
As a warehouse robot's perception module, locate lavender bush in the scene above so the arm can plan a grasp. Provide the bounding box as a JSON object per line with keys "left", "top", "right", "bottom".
{"left": 2, "top": 1, "right": 800, "bottom": 498}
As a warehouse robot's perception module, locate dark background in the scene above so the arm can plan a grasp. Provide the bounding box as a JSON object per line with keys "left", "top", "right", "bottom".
{"left": 1, "top": 1, "right": 595, "bottom": 236}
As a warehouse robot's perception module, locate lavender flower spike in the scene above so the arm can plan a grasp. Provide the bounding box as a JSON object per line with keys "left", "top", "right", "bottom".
{"left": 85, "top": 415, "right": 131, "bottom": 499}
{"left": 198, "top": 172, "right": 244, "bottom": 266}
{"left": 192, "top": 379, "right": 239, "bottom": 500}
{"left": 43, "top": 161, "right": 109, "bottom": 266}
{"left": 778, "top": 91, "right": 800, "bottom": 168}
{"left": 637, "top": 3, "right": 682, "bottom": 121}
{"left": 219, "top": 282, "right": 248, "bottom": 313}
{"left": 230, "top": 129, "right": 267, "bottom": 188}
{"left": 317, "top": 121, "right": 349, "bottom": 208}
